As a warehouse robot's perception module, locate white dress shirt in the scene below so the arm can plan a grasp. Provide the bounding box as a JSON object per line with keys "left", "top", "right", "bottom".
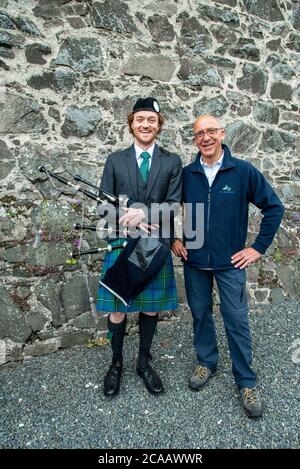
{"left": 200, "top": 152, "right": 224, "bottom": 187}
{"left": 134, "top": 142, "right": 155, "bottom": 170}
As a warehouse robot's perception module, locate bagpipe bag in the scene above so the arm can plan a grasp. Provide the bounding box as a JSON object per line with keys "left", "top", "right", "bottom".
{"left": 100, "top": 236, "right": 170, "bottom": 307}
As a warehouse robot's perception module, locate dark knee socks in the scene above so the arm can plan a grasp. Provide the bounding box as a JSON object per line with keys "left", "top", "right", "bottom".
{"left": 108, "top": 315, "right": 126, "bottom": 364}
{"left": 138, "top": 313, "right": 158, "bottom": 369}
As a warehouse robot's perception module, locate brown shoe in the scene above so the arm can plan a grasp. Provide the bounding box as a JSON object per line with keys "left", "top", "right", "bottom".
{"left": 189, "top": 365, "right": 216, "bottom": 391}
{"left": 240, "top": 387, "right": 263, "bottom": 418}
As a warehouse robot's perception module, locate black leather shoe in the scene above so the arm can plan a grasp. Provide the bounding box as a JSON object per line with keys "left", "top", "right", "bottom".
{"left": 136, "top": 365, "right": 164, "bottom": 395}
{"left": 103, "top": 360, "right": 122, "bottom": 397}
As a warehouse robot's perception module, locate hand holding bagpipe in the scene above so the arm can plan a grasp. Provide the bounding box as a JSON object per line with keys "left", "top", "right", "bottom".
{"left": 38, "top": 165, "right": 152, "bottom": 256}
{"left": 118, "top": 208, "right": 160, "bottom": 235}
{"left": 38, "top": 165, "right": 130, "bottom": 257}
{"left": 38, "top": 165, "right": 171, "bottom": 307}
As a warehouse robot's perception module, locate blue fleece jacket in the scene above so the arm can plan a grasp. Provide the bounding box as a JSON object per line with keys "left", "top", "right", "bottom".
{"left": 183, "top": 145, "right": 284, "bottom": 270}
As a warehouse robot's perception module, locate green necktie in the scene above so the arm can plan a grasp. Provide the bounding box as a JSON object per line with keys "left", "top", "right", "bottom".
{"left": 139, "top": 151, "right": 151, "bottom": 183}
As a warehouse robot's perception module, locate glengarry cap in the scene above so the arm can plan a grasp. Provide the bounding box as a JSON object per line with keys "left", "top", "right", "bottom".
{"left": 132, "top": 97, "right": 160, "bottom": 113}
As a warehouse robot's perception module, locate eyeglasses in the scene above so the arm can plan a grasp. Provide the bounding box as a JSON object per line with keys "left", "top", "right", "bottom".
{"left": 193, "top": 128, "right": 222, "bottom": 141}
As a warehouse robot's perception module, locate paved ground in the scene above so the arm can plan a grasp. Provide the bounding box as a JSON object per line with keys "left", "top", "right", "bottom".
{"left": 0, "top": 299, "right": 299, "bottom": 449}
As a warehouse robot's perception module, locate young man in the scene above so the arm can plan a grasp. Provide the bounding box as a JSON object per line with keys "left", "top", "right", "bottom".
{"left": 172, "top": 115, "right": 284, "bottom": 418}
{"left": 97, "top": 97, "right": 182, "bottom": 397}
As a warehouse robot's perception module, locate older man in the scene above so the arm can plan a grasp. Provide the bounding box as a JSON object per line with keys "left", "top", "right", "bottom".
{"left": 172, "top": 115, "right": 284, "bottom": 418}
{"left": 97, "top": 97, "right": 182, "bottom": 397}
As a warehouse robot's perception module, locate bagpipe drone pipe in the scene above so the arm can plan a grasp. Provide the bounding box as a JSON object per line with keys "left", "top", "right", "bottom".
{"left": 38, "top": 166, "right": 171, "bottom": 307}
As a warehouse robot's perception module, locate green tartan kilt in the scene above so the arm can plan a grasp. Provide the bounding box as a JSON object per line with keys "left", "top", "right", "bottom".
{"left": 96, "top": 239, "right": 178, "bottom": 313}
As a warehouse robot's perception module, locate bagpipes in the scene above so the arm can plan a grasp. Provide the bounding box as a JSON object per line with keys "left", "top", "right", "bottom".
{"left": 38, "top": 166, "right": 170, "bottom": 307}
{"left": 38, "top": 165, "right": 130, "bottom": 253}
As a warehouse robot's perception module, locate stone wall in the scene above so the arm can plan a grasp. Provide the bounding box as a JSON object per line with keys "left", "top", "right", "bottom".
{"left": 0, "top": 0, "right": 299, "bottom": 363}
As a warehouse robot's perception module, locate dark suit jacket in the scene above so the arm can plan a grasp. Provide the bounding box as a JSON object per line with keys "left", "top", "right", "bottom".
{"left": 99, "top": 143, "right": 182, "bottom": 239}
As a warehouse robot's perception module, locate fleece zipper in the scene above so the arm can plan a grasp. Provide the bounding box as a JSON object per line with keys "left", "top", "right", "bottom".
{"left": 205, "top": 166, "right": 232, "bottom": 267}
{"left": 207, "top": 187, "right": 211, "bottom": 265}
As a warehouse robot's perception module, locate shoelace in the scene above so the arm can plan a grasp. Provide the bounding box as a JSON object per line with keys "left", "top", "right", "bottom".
{"left": 194, "top": 366, "right": 209, "bottom": 379}
{"left": 242, "top": 387, "right": 259, "bottom": 405}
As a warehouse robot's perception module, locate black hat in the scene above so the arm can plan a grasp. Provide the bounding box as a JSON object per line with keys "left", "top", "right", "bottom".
{"left": 132, "top": 97, "right": 160, "bottom": 114}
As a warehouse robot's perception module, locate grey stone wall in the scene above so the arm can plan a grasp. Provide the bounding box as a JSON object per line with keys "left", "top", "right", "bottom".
{"left": 0, "top": 0, "right": 299, "bottom": 363}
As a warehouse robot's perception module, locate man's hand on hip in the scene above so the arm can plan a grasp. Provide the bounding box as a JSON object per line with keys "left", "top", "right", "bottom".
{"left": 171, "top": 239, "right": 188, "bottom": 261}
{"left": 231, "top": 247, "right": 262, "bottom": 269}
